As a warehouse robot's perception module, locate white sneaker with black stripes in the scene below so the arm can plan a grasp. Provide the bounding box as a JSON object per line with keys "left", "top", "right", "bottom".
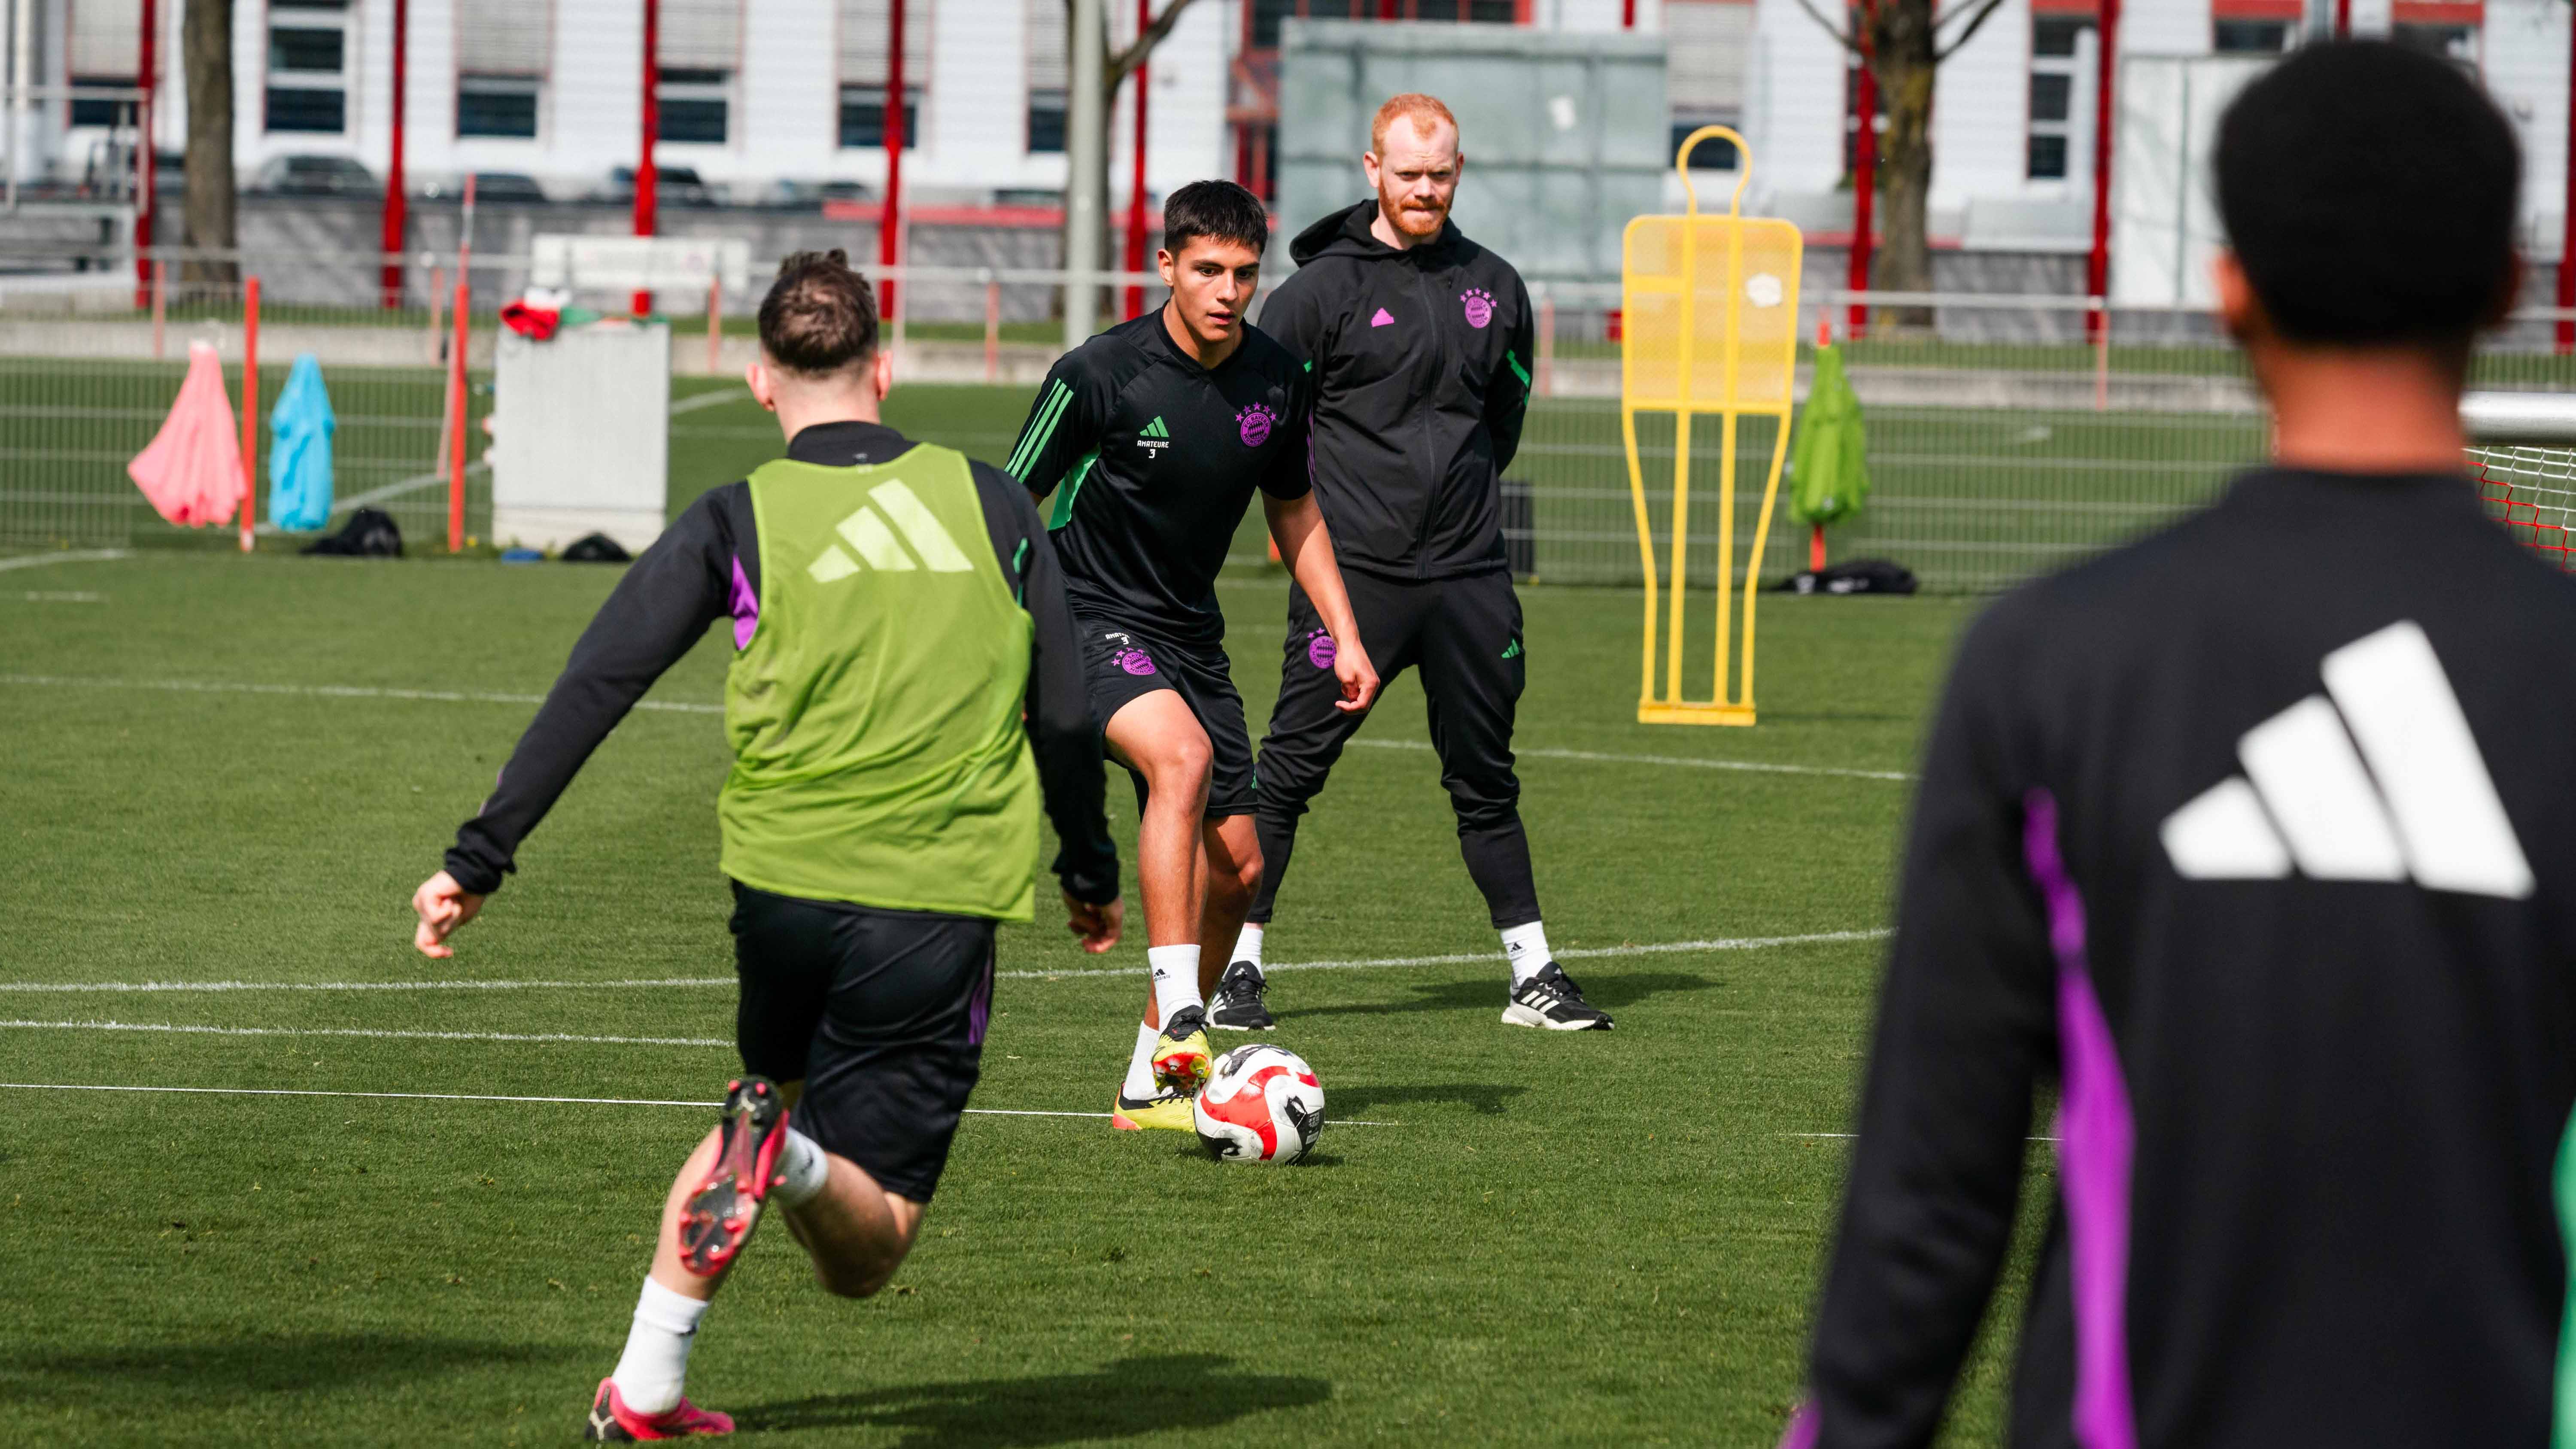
{"left": 1502, "top": 962, "right": 1613, "bottom": 1031}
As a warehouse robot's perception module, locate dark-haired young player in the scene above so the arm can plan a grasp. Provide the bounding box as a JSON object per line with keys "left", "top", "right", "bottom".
{"left": 1004, "top": 180, "right": 1378, "bottom": 1130}
{"left": 1785, "top": 43, "right": 2576, "bottom": 1448}
{"left": 1226, "top": 94, "right": 1610, "bottom": 1034}
{"left": 410, "top": 251, "right": 1122, "bottom": 1440}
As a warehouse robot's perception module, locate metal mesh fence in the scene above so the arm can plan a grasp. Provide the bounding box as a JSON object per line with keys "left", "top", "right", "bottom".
{"left": 0, "top": 274, "right": 486, "bottom": 552}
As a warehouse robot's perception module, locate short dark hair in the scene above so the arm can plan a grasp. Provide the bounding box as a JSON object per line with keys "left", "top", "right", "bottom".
{"left": 757, "top": 249, "right": 879, "bottom": 376}
{"left": 1160, "top": 179, "right": 1270, "bottom": 258}
{"left": 2215, "top": 40, "right": 2520, "bottom": 347}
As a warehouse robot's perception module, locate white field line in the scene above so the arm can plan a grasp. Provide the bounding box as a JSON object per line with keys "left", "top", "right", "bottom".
{"left": 0, "top": 674, "right": 723, "bottom": 714}
{"left": 0, "top": 548, "right": 130, "bottom": 573}
{"left": 3, "top": 928, "right": 1891, "bottom": 996}
{"left": 17, "top": 591, "right": 103, "bottom": 602}
{"left": 671, "top": 387, "right": 750, "bottom": 415}
{"left": 1347, "top": 736, "right": 1912, "bottom": 783}
{"left": 0, "top": 1019, "right": 732, "bottom": 1047}
{"left": 0, "top": 673, "right": 1909, "bottom": 777}
{"left": 325, "top": 460, "right": 489, "bottom": 516}
{"left": 0, "top": 1081, "right": 1399, "bottom": 1125}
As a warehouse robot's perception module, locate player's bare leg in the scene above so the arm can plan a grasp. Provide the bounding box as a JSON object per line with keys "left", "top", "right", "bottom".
{"left": 591, "top": 1077, "right": 926, "bottom": 1440}
{"left": 1104, "top": 691, "right": 1221, "bottom": 1124}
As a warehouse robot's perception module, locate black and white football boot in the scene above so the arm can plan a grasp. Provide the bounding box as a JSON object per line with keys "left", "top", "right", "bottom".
{"left": 1207, "top": 959, "right": 1275, "bottom": 1032}
{"left": 1502, "top": 962, "right": 1614, "bottom": 1031}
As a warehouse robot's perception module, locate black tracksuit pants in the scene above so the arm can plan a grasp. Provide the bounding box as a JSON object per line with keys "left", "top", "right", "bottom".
{"left": 1249, "top": 566, "right": 1540, "bottom": 930}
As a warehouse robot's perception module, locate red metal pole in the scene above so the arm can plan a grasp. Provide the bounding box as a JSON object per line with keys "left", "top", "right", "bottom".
{"left": 1622, "top": 0, "right": 1635, "bottom": 27}
{"left": 1848, "top": 54, "right": 1876, "bottom": 338}
{"left": 2335, "top": 0, "right": 2351, "bottom": 36}
{"left": 2560, "top": 6, "right": 2576, "bottom": 354}
{"left": 2086, "top": 0, "right": 2120, "bottom": 343}
{"left": 240, "top": 277, "right": 261, "bottom": 552}
{"left": 1123, "top": 0, "right": 1151, "bottom": 321}
{"left": 381, "top": 0, "right": 407, "bottom": 308}
{"left": 634, "top": 0, "right": 659, "bottom": 316}
{"left": 449, "top": 279, "right": 469, "bottom": 552}
{"left": 134, "top": 0, "right": 156, "bottom": 307}
{"left": 880, "top": 0, "right": 906, "bottom": 323}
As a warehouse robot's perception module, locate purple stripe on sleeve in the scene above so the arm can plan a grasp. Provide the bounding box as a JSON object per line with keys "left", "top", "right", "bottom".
{"left": 2023, "top": 789, "right": 2139, "bottom": 1449}
{"left": 966, "top": 951, "right": 996, "bottom": 1047}
{"left": 1776, "top": 1400, "right": 1819, "bottom": 1449}
{"left": 729, "top": 554, "right": 758, "bottom": 651}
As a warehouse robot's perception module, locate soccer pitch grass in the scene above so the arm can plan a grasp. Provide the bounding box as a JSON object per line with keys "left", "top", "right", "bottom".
{"left": 1, "top": 388, "right": 2057, "bottom": 1447}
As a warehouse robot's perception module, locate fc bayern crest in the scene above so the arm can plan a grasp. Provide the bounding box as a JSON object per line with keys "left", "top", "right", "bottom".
{"left": 1237, "top": 404, "right": 1279, "bottom": 447}
{"left": 1461, "top": 288, "right": 1495, "bottom": 329}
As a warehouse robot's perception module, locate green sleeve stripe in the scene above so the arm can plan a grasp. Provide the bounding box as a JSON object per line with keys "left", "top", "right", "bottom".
{"left": 1011, "top": 537, "right": 1030, "bottom": 602}
{"left": 1005, "top": 380, "right": 1074, "bottom": 481}
{"left": 1504, "top": 350, "right": 1532, "bottom": 395}
{"left": 1048, "top": 452, "right": 1098, "bottom": 531}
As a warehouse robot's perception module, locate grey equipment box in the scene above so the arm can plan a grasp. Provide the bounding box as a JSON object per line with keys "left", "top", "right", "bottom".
{"left": 1275, "top": 20, "right": 1668, "bottom": 286}
{"left": 491, "top": 321, "right": 672, "bottom": 554}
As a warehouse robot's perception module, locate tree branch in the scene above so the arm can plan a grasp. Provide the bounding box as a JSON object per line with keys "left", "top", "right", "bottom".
{"left": 1103, "top": 0, "right": 1208, "bottom": 91}
{"left": 1789, "top": 0, "right": 1866, "bottom": 58}
{"left": 1933, "top": 0, "right": 2012, "bottom": 60}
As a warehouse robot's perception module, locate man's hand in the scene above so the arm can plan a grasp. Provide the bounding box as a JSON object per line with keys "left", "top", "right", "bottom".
{"left": 1333, "top": 638, "right": 1380, "bottom": 714}
{"left": 411, "top": 870, "right": 487, "bottom": 958}
{"left": 1065, "top": 892, "right": 1124, "bottom": 954}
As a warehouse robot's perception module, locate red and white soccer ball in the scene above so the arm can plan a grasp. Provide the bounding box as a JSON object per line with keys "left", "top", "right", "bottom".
{"left": 1193, "top": 1044, "right": 1325, "bottom": 1165}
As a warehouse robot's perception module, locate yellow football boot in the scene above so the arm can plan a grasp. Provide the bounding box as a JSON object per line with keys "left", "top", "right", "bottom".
{"left": 1150, "top": 1005, "right": 1213, "bottom": 1092}
{"left": 1111, "top": 1087, "right": 1197, "bottom": 1132}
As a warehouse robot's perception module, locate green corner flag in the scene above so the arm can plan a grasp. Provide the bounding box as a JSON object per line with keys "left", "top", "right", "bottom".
{"left": 1789, "top": 343, "right": 1870, "bottom": 529}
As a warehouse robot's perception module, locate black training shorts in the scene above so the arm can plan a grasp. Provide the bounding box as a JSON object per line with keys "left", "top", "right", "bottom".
{"left": 1073, "top": 614, "right": 1256, "bottom": 818}
{"left": 728, "top": 881, "right": 996, "bottom": 1204}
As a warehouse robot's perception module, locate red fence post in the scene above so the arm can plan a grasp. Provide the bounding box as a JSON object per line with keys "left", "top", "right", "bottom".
{"left": 134, "top": 0, "right": 157, "bottom": 308}
{"left": 381, "top": 0, "right": 408, "bottom": 308}
{"left": 239, "top": 277, "right": 261, "bottom": 552}
{"left": 634, "top": 0, "right": 659, "bottom": 316}
{"left": 448, "top": 280, "right": 470, "bottom": 553}
{"left": 879, "top": 0, "right": 907, "bottom": 323}
{"left": 2085, "top": 0, "right": 2122, "bottom": 343}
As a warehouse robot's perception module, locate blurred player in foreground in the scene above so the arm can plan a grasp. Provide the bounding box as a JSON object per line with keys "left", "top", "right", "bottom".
{"left": 1004, "top": 181, "right": 1376, "bottom": 1130}
{"left": 1224, "top": 95, "right": 1610, "bottom": 1033}
{"left": 410, "top": 252, "right": 1121, "bottom": 1440}
{"left": 1785, "top": 43, "right": 2576, "bottom": 1448}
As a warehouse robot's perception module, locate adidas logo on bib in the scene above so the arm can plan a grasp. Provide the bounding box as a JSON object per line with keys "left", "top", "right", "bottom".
{"left": 807, "top": 480, "right": 975, "bottom": 582}
{"left": 2160, "top": 620, "right": 2532, "bottom": 898}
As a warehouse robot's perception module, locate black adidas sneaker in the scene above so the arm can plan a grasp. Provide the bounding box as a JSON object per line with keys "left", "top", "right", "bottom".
{"left": 1502, "top": 962, "right": 1614, "bottom": 1031}
{"left": 1208, "top": 960, "right": 1275, "bottom": 1031}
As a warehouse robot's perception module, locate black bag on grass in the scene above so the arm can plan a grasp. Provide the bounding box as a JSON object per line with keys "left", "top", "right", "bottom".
{"left": 1772, "top": 558, "right": 1917, "bottom": 595}
{"left": 559, "top": 532, "right": 633, "bottom": 563}
{"left": 301, "top": 507, "right": 404, "bottom": 558}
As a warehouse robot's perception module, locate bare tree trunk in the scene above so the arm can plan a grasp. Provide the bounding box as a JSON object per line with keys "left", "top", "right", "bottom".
{"left": 1865, "top": 0, "right": 1938, "bottom": 329}
{"left": 181, "top": 0, "right": 236, "bottom": 287}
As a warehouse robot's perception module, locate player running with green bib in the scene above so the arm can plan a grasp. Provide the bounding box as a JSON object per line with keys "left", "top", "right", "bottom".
{"left": 410, "top": 252, "right": 1121, "bottom": 1440}
{"left": 1004, "top": 181, "right": 1378, "bottom": 1131}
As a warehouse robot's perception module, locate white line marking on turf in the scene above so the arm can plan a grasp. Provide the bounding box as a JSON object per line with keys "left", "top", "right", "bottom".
{"left": 0, "top": 548, "right": 130, "bottom": 572}
{"left": 17, "top": 591, "right": 103, "bottom": 602}
{"left": 0, "top": 675, "right": 722, "bottom": 714}
{"left": 0, "top": 675, "right": 1909, "bottom": 778}
{"left": 0, "top": 1019, "right": 732, "bottom": 1047}
{"left": 0, "top": 1081, "right": 1397, "bottom": 1124}
{"left": 671, "top": 387, "right": 750, "bottom": 415}
{"left": 1348, "top": 737, "right": 1912, "bottom": 782}
{"left": 3, "top": 929, "right": 1892, "bottom": 996}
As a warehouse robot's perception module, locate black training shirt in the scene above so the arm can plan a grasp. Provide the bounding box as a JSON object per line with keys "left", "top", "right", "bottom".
{"left": 443, "top": 419, "right": 1120, "bottom": 907}
{"left": 1003, "top": 309, "right": 1311, "bottom": 646}
{"left": 1799, "top": 468, "right": 2576, "bottom": 1448}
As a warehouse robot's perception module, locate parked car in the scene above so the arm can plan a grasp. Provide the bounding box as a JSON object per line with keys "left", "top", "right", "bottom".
{"left": 413, "top": 171, "right": 550, "bottom": 204}
{"left": 600, "top": 165, "right": 714, "bottom": 208}
{"left": 251, "top": 154, "right": 380, "bottom": 198}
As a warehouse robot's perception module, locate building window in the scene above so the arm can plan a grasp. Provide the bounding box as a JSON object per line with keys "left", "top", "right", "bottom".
{"left": 2393, "top": 21, "right": 2477, "bottom": 64}
{"left": 458, "top": 75, "right": 540, "bottom": 137}
{"left": 1667, "top": 1, "right": 1751, "bottom": 171}
{"left": 2212, "top": 18, "right": 2291, "bottom": 51}
{"left": 659, "top": 69, "right": 732, "bottom": 144}
{"left": 455, "top": 0, "right": 548, "bottom": 140}
{"left": 266, "top": 0, "right": 351, "bottom": 135}
{"left": 838, "top": 0, "right": 930, "bottom": 151}
{"left": 67, "top": 0, "right": 143, "bottom": 127}
{"left": 1024, "top": 0, "right": 1065, "bottom": 155}
{"left": 2027, "top": 15, "right": 2090, "bottom": 182}
{"left": 838, "top": 85, "right": 921, "bottom": 148}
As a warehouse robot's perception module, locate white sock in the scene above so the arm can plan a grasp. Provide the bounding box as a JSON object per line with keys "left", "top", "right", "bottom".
{"left": 1230, "top": 923, "right": 1266, "bottom": 974}
{"left": 772, "top": 1126, "right": 829, "bottom": 1208}
{"left": 612, "top": 1276, "right": 710, "bottom": 1415}
{"left": 1148, "top": 945, "right": 1203, "bottom": 1019}
{"left": 1501, "top": 921, "right": 1552, "bottom": 987}
{"left": 1121, "top": 1019, "right": 1160, "bottom": 1098}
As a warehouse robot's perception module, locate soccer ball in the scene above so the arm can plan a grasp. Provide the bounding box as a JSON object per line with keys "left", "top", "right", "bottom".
{"left": 1192, "top": 1044, "right": 1325, "bottom": 1165}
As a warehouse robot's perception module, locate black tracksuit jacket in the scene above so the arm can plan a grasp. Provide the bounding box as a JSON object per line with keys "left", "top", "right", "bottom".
{"left": 1798, "top": 468, "right": 2576, "bottom": 1448}
{"left": 1260, "top": 201, "right": 1535, "bottom": 581}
